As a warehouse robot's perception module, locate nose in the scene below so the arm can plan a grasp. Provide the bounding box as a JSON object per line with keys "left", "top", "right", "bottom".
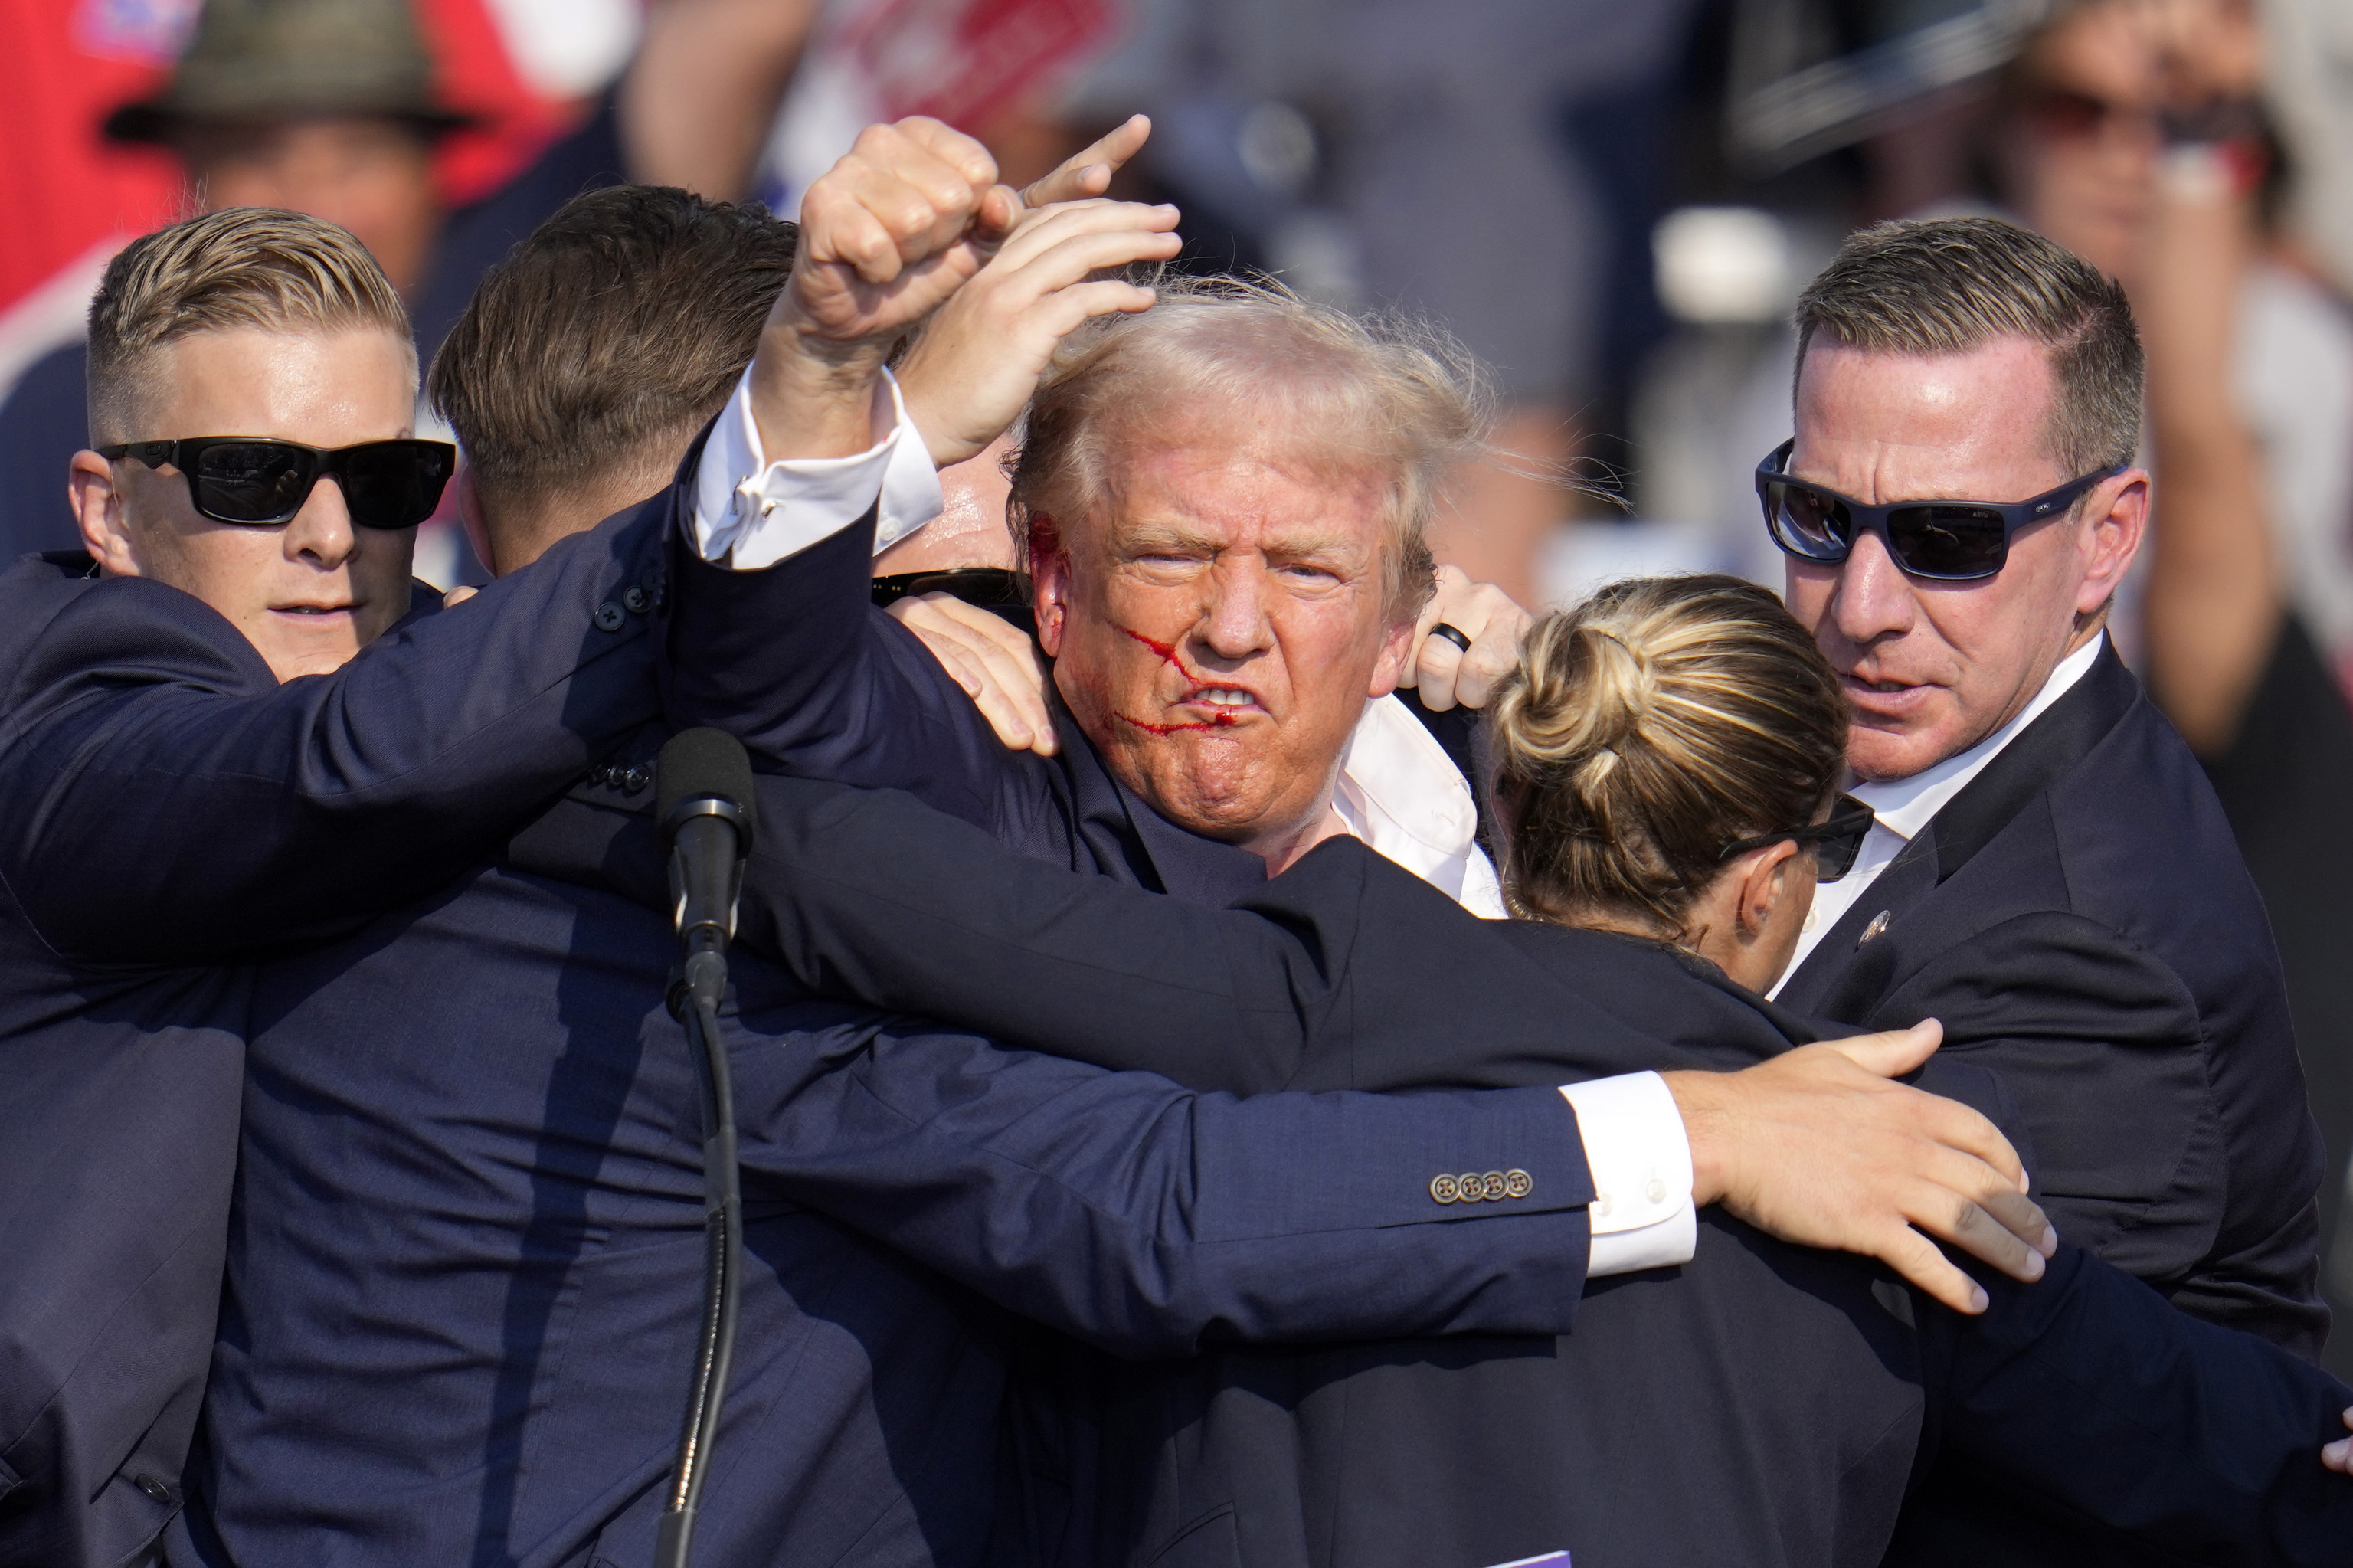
{"left": 1194, "top": 557, "right": 1277, "bottom": 665}
{"left": 1831, "top": 528, "right": 1918, "bottom": 648}
{"left": 283, "top": 475, "right": 359, "bottom": 570}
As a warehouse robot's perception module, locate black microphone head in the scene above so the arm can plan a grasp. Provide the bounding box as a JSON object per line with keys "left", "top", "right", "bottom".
{"left": 657, "top": 727, "right": 756, "bottom": 846}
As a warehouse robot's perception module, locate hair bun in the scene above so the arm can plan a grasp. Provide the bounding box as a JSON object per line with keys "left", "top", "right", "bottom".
{"left": 1487, "top": 575, "right": 1852, "bottom": 941}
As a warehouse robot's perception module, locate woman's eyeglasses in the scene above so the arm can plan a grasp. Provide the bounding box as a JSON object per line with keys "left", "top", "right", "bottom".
{"left": 1756, "top": 439, "right": 2125, "bottom": 581}
{"left": 98, "top": 437, "right": 456, "bottom": 532}
{"left": 1719, "top": 795, "right": 1877, "bottom": 884}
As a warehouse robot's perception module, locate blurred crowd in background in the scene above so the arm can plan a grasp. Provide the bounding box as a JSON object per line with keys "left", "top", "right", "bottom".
{"left": 5, "top": 0, "right": 2353, "bottom": 1370}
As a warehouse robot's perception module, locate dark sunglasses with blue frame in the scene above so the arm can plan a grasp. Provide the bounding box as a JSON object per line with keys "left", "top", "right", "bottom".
{"left": 97, "top": 436, "right": 455, "bottom": 532}
{"left": 1756, "top": 438, "right": 2127, "bottom": 581}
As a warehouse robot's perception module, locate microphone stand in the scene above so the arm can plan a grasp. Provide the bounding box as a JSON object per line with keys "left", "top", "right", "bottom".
{"left": 653, "top": 732, "right": 753, "bottom": 1568}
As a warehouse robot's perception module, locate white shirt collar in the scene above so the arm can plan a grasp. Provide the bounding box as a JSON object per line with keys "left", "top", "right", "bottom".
{"left": 1331, "top": 696, "right": 1508, "bottom": 918}
{"left": 1851, "top": 630, "right": 2108, "bottom": 843}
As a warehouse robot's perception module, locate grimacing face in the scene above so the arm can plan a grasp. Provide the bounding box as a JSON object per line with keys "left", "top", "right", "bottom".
{"left": 68, "top": 326, "right": 421, "bottom": 683}
{"left": 1779, "top": 336, "right": 2146, "bottom": 783}
{"left": 1033, "top": 427, "right": 1415, "bottom": 866}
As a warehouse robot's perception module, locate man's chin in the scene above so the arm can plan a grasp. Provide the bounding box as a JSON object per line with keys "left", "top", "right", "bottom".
{"left": 1846, "top": 717, "right": 1966, "bottom": 784}
{"left": 248, "top": 617, "right": 368, "bottom": 683}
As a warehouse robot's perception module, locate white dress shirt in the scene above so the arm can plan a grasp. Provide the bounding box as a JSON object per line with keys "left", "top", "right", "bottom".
{"left": 1773, "top": 631, "right": 2109, "bottom": 995}
{"left": 689, "top": 368, "right": 1697, "bottom": 1275}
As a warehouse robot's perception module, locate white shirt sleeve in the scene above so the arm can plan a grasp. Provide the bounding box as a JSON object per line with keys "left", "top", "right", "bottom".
{"left": 689, "top": 365, "right": 947, "bottom": 570}
{"left": 1558, "top": 1071, "right": 1697, "bottom": 1276}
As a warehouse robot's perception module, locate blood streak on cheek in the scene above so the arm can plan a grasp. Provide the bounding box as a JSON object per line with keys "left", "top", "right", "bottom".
{"left": 1118, "top": 624, "right": 1193, "bottom": 679}
{"left": 1111, "top": 624, "right": 1239, "bottom": 735}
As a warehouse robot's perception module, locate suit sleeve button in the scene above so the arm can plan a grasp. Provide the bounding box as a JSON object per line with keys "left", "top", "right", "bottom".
{"left": 1504, "top": 1169, "right": 1533, "bottom": 1199}
{"left": 594, "top": 601, "right": 626, "bottom": 632}
{"left": 1480, "top": 1171, "right": 1507, "bottom": 1201}
{"left": 623, "top": 586, "right": 649, "bottom": 613}
{"left": 1430, "top": 1174, "right": 1461, "bottom": 1204}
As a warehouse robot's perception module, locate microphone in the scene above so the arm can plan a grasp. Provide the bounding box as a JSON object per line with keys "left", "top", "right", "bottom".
{"left": 660, "top": 726, "right": 757, "bottom": 998}
{"left": 653, "top": 728, "right": 755, "bottom": 1568}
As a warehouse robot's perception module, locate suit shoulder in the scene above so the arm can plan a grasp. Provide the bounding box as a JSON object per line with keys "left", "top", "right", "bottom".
{"left": 2039, "top": 700, "right": 2282, "bottom": 976}
{"left": 1877, "top": 906, "right": 2201, "bottom": 1047}
{"left": 1, "top": 568, "right": 273, "bottom": 712}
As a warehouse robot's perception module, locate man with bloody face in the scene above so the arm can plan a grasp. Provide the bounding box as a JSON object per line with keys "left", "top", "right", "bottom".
{"left": 662, "top": 118, "right": 2063, "bottom": 1314}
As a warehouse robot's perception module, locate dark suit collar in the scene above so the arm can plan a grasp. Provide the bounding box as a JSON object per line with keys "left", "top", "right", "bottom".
{"left": 1921, "top": 640, "right": 2139, "bottom": 883}
{"left": 1652, "top": 938, "right": 1822, "bottom": 1046}
{"left": 34, "top": 549, "right": 97, "bottom": 578}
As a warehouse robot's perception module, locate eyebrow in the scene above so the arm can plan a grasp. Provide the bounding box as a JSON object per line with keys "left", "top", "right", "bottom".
{"left": 1116, "top": 521, "right": 1226, "bottom": 557}
{"left": 1117, "top": 519, "right": 1367, "bottom": 564}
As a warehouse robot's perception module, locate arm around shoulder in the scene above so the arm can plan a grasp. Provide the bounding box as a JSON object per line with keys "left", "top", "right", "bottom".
{"left": 0, "top": 499, "right": 672, "bottom": 964}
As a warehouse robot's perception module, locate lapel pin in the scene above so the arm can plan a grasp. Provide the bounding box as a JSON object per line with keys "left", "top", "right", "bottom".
{"left": 1857, "top": 910, "right": 1890, "bottom": 947}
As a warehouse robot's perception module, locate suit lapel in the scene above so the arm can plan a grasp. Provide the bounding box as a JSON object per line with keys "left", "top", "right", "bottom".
{"left": 1923, "top": 643, "right": 2139, "bottom": 882}
{"left": 1775, "top": 833, "right": 1942, "bottom": 1016}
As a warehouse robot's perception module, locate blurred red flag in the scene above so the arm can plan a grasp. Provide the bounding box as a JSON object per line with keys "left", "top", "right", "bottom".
{"left": 0, "top": 0, "right": 570, "bottom": 337}
{"left": 836, "top": 0, "right": 1113, "bottom": 133}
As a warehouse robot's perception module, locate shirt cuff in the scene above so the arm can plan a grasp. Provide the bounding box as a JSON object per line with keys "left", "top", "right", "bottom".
{"left": 1559, "top": 1071, "right": 1697, "bottom": 1277}
{"left": 689, "top": 366, "right": 944, "bottom": 570}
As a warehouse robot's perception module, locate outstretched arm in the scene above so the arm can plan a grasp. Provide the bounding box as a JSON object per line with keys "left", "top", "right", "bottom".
{"left": 1932, "top": 1241, "right": 2353, "bottom": 1563}
{"left": 728, "top": 1004, "right": 1600, "bottom": 1358}
{"left": 0, "top": 497, "right": 673, "bottom": 964}
{"left": 661, "top": 119, "right": 1179, "bottom": 761}
{"left": 716, "top": 772, "right": 2053, "bottom": 1314}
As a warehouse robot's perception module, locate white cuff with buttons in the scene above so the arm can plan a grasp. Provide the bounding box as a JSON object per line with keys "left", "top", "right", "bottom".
{"left": 689, "top": 366, "right": 944, "bottom": 571}
{"left": 1557, "top": 1070, "right": 1697, "bottom": 1278}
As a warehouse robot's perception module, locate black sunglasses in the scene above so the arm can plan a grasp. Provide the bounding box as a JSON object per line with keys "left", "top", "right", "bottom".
{"left": 1756, "top": 439, "right": 2125, "bottom": 581}
{"left": 1719, "top": 794, "right": 1877, "bottom": 884}
{"left": 98, "top": 437, "right": 455, "bottom": 531}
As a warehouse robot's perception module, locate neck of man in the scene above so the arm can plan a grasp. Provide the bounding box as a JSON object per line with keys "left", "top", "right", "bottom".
{"left": 483, "top": 476, "right": 665, "bottom": 576}
{"left": 1251, "top": 797, "right": 1352, "bottom": 876}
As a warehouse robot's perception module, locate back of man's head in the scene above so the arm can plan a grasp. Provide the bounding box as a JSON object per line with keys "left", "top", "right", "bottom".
{"left": 87, "top": 205, "right": 413, "bottom": 447}
{"left": 1792, "top": 215, "right": 2142, "bottom": 476}
{"left": 428, "top": 185, "right": 797, "bottom": 573}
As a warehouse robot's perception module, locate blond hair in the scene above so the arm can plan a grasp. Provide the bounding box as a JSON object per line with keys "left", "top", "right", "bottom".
{"left": 1488, "top": 575, "right": 1850, "bottom": 941}
{"left": 1008, "top": 273, "right": 1492, "bottom": 624}
{"left": 87, "top": 206, "right": 414, "bottom": 445}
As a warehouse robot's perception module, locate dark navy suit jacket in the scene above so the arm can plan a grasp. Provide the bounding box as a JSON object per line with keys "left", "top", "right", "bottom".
{"left": 654, "top": 503, "right": 2353, "bottom": 1563}
{"left": 676, "top": 774, "right": 2353, "bottom": 1568}
{"left": 0, "top": 501, "right": 676, "bottom": 1568}
{"left": 159, "top": 764, "right": 1596, "bottom": 1568}
{"left": 673, "top": 772, "right": 2353, "bottom": 1563}
{"left": 1766, "top": 646, "right": 2330, "bottom": 1564}
{"left": 0, "top": 512, "right": 1605, "bottom": 1566}
{"left": 1779, "top": 644, "right": 2325, "bottom": 1352}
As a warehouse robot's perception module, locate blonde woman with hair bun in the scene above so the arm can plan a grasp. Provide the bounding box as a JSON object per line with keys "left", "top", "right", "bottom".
{"left": 1487, "top": 574, "right": 1875, "bottom": 994}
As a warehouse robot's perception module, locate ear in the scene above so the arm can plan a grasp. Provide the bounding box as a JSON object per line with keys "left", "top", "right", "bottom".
{"left": 1733, "top": 839, "right": 1805, "bottom": 942}
{"left": 1367, "top": 614, "right": 1415, "bottom": 699}
{"left": 2075, "top": 468, "right": 2149, "bottom": 617}
{"left": 1029, "top": 515, "right": 1073, "bottom": 659}
{"left": 451, "top": 463, "right": 495, "bottom": 577}
{"left": 69, "top": 449, "right": 140, "bottom": 576}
